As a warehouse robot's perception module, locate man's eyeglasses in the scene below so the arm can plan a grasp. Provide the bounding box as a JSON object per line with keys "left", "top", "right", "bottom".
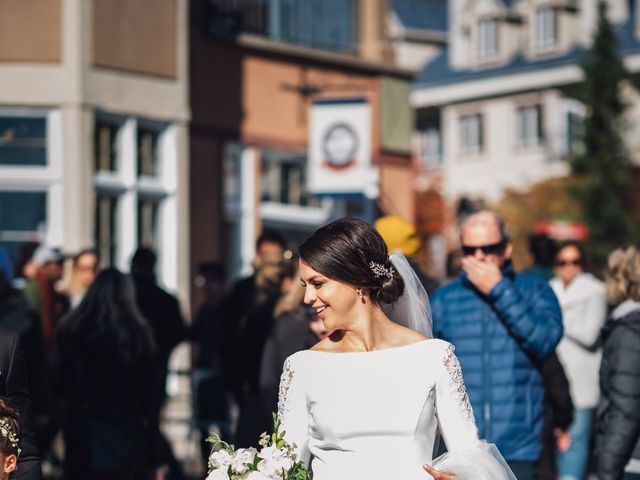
{"left": 556, "top": 259, "right": 582, "bottom": 267}
{"left": 461, "top": 241, "right": 507, "bottom": 257}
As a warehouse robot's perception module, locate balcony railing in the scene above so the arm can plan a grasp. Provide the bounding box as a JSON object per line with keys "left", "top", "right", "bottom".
{"left": 207, "top": 0, "right": 358, "bottom": 54}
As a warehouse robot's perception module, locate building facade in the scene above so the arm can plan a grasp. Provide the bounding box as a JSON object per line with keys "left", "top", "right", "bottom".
{"left": 0, "top": 0, "right": 190, "bottom": 302}
{"left": 190, "top": 0, "right": 417, "bottom": 286}
{"left": 412, "top": 0, "right": 640, "bottom": 204}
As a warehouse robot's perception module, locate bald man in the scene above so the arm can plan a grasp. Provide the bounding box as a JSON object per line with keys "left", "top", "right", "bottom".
{"left": 431, "top": 211, "right": 563, "bottom": 480}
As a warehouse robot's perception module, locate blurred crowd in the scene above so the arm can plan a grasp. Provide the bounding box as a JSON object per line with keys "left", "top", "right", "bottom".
{"left": 0, "top": 212, "right": 638, "bottom": 480}
{"left": 0, "top": 244, "right": 187, "bottom": 480}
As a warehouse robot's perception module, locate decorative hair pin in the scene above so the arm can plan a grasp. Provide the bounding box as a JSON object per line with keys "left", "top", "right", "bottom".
{"left": 369, "top": 261, "right": 394, "bottom": 279}
{"left": 0, "top": 418, "right": 20, "bottom": 454}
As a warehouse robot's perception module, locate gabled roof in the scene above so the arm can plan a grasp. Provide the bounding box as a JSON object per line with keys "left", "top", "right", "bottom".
{"left": 415, "top": 14, "right": 640, "bottom": 89}
{"left": 392, "top": 0, "right": 448, "bottom": 32}
{"left": 415, "top": 47, "right": 585, "bottom": 87}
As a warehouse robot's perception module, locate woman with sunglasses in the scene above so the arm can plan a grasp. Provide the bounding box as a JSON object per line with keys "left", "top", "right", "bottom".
{"left": 550, "top": 241, "right": 607, "bottom": 480}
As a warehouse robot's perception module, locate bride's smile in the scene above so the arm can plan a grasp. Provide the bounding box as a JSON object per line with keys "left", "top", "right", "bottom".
{"left": 299, "top": 261, "right": 366, "bottom": 331}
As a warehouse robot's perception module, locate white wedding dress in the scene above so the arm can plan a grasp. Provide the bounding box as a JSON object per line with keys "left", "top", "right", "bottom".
{"left": 277, "top": 339, "right": 515, "bottom": 480}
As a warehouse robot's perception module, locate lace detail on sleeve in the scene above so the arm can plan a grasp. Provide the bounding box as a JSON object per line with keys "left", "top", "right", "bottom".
{"left": 277, "top": 357, "right": 295, "bottom": 418}
{"left": 443, "top": 344, "right": 475, "bottom": 423}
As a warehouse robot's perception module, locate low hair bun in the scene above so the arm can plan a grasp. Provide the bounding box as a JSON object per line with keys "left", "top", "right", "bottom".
{"left": 299, "top": 217, "right": 405, "bottom": 307}
{"left": 375, "top": 267, "right": 405, "bottom": 304}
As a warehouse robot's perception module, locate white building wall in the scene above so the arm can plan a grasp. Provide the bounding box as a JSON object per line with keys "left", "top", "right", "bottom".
{"left": 0, "top": 0, "right": 190, "bottom": 305}
{"left": 414, "top": 0, "right": 640, "bottom": 204}
{"left": 441, "top": 91, "right": 569, "bottom": 202}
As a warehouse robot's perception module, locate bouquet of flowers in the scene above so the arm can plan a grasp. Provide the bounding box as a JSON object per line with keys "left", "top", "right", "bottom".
{"left": 206, "top": 414, "right": 310, "bottom": 480}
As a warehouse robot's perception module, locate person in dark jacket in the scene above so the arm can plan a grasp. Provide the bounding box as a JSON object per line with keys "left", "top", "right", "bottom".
{"left": 0, "top": 269, "right": 52, "bottom": 451}
{"left": 521, "top": 238, "right": 574, "bottom": 479}
{"left": 522, "top": 233, "right": 557, "bottom": 282}
{"left": 431, "top": 211, "right": 563, "bottom": 480}
{"left": 234, "top": 253, "right": 296, "bottom": 447}
{"left": 0, "top": 329, "right": 43, "bottom": 480}
{"left": 130, "top": 248, "right": 187, "bottom": 480}
{"left": 57, "top": 268, "right": 157, "bottom": 480}
{"left": 535, "top": 352, "right": 574, "bottom": 480}
{"left": 596, "top": 244, "right": 640, "bottom": 480}
{"left": 219, "top": 230, "right": 286, "bottom": 403}
{"left": 259, "top": 279, "right": 329, "bottom": 416}
{"left": 191, "top": 262, "right": 230, "bottom": 464}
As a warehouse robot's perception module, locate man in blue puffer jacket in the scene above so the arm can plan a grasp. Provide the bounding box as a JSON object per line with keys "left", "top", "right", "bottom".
{"left": 432, "top": 211, "right": 563, "bottom": 480}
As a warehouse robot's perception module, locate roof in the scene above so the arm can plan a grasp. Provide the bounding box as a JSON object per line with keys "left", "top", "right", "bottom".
{"left": 392, "top": 0, "right": 448, "bottom": 32}
{"left": 415, "top": 12, "right": 640, "bottom": 89}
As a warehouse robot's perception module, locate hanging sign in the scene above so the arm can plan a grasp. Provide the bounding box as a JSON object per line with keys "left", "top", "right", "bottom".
{"left": 308, "top": 98, "right": 374, "bottom": 195}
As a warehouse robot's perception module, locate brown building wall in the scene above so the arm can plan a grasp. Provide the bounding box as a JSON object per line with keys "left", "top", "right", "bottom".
{"left": 378, "top": 159, "right": 415, "bottom": 221}
{"left": 189, "top": 2, "right": 413, "bottom": 311}
{"left": 0, "top": 0, "right": 61, "bottom": 62}
{"left": 241, "top": 54, "right": 380, "bottom": 149}
{"left": 93, "top": 0, "right": 177, "bottom": 78}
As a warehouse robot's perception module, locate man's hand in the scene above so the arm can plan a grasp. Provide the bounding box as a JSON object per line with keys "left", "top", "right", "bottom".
{"left": 423, "top": 464, "right": 455, "bottom": 479}
{"left": 461, "top": 257, "right": 503, "bottom": 295}
{"left": 554, "top": 428, "right": 571, "bottom": 453}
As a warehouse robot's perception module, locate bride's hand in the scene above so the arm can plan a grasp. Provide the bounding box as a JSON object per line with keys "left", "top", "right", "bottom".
{"left": 423, "top": 464, "right": 455, "bottom": 479}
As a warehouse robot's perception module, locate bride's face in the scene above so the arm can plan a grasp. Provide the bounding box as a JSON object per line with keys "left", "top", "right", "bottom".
{"left": 299, "top": 260, "right": 360, "bottom": 331}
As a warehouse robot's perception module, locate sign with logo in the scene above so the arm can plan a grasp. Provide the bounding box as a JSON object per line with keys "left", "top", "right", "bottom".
{"left": 308, "top": 98, "right": 374, "bottom": 195}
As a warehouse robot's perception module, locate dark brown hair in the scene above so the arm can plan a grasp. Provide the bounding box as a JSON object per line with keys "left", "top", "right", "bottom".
{"left": 556, "top": 240, "right": 587, "bottom": 268}
{"left": 299, "top": 217, "right": 404, "bottom": 306}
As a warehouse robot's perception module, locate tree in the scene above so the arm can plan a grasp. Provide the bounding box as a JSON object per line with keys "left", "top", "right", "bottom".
{"left": 495, "top": 177, "right": 582, "bottom": 270}
{"left": 570, "top": 0, "right": 639, "bottom": 268}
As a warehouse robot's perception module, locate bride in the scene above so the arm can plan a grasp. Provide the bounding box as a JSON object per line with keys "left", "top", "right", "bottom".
{"left": 277, "top": 218, "right": 516, "bottom": 480}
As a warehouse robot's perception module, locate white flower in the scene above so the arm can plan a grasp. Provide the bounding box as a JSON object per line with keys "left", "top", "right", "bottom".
{"left": 240, "top": 471, "right": 272, "bottom": 480}
{"left": 231, "top": 447, "right": 257, "bottom": 474}
{"left": 258, "top": 432, "right": 270, "bottom": 448}
{"left": 206, "top": 467, "right": 231, "bottom": 480}
{"left": 209, "top": 449, "right": 233, "bottom": 469}
{"left": 257, "top": 446, "right": 293, "bottom": 478}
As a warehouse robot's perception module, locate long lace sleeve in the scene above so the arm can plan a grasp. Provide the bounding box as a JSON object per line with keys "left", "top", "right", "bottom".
{"left": 431, "top": 343, "right": 516, "bottom": 479}
{"left": 277, "top": 354, "right": 311, "bottom": 466}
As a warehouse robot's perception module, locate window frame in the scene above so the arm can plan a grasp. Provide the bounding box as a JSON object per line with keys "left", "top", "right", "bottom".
{"left": 516, "top": 104, "right": 544, "bottom": 149}
{"left": 92, "top": 113, "right": 175, "bottom": 283}
{"left": 478, "top": 18, "right": 499, "bottom": 60}
{"left": 0, "top": 108, "right": 63, "bottom": 249}
{"left": 459, "top": 113, "right": 484, "bottom": 156}
{"left": 535, "top": 7, "right": 558, "bottom": 51}
{"left": 419, "top": 127, "right": 442, "bottom": 168}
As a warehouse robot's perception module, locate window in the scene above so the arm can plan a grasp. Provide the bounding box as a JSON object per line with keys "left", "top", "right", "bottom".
{"left": 94, "top": 121, "right": 120, "bottom": 172}
{"left": 460, "top": 114, "right": 483, "bottom": 155}
{"left": 0, "top": 191, "right": 46, "bottom": 263}
{"left": 565, "top": 111, "right": 582, "bottom": 154}
{"left": 95, "top": 194, "right": 118, "bottom": 267}
{"left": 137, "top": 198, "right": 159, "bottom": 250}
{"left": 0, "top": 109, "right": 60, "bottom": 263}
{"left": 0, "top": 116, "right": 46, "bottom": 166}
{"left": 517, "top": 105, "right": 543, "bottom": 148}
{"left": 536, "top": 8, "right": 557, "bottom": 50}
{"left": 93, "top": 115, "right": 171, "bottom": 272}
{"left": 207, "top": 0, "right": 357, "bottom": 53}
{"left": 260, "top": 154, "right": 318, "bottom": 207}
{"left": 137, "top": 125, "right": 161, "bottom": 177}
{"left": 419, "top": 128, "right": 442, "bottom": 168}
{"left": 478, "top": 19, "right": 498, "bottom": 60}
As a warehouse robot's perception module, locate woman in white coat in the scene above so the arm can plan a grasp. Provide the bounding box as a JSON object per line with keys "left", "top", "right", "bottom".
{"left": 550, "top": 241, "right": 607, "bottom": 480}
